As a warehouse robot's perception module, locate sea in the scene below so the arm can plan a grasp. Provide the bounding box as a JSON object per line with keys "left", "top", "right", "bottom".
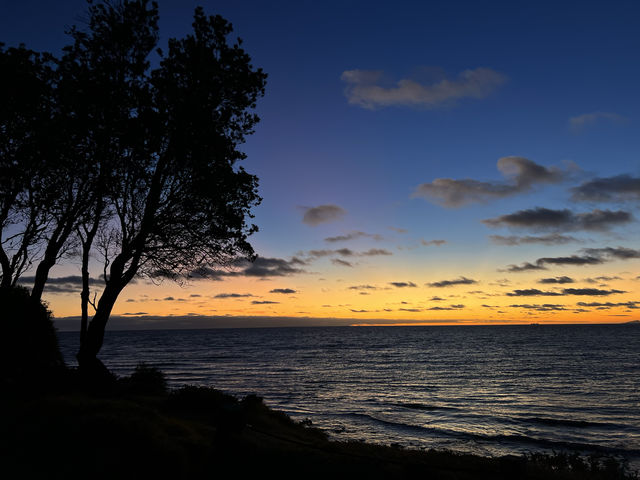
{"left": 59, "top": 324, "right": 640, "bottom": 467}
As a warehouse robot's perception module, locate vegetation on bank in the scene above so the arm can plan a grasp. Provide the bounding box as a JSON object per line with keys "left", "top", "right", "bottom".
{"left": 1, "top": 363, "right": 637, "bottom": 480}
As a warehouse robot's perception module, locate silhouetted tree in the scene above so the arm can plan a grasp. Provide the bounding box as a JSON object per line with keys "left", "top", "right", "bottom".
{"left": 1, "top": 1, "right": 265, "bottom": 376}
{"left": 0, "top": 45, "right": 55, "bottom": 289}
{"left": 68, "top": 2, "right": 266, "bottom": 374}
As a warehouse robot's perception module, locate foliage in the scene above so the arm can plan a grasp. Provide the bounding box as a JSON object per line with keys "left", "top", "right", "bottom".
{"left": 0, "top": 286, "right": 64, "bottom": 387}
{"left": 1, "top": 1, "right": 266, "bottom": 371}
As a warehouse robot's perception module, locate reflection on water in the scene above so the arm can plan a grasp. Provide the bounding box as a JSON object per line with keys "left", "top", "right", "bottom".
{"left": 59, "top": 325, "right": 640, "bottom": 464}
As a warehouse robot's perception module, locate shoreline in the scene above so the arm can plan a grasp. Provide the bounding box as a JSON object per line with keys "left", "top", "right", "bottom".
{"left": 2, "top": 368, "right": 637, "bottom": 480}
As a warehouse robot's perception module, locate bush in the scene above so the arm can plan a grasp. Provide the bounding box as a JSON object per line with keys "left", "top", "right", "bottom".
{"left": 0, "top": 286, "right": 65, "bottom": 387}
{"left": 120, "top": 363, "right": 167, "bottom": 395}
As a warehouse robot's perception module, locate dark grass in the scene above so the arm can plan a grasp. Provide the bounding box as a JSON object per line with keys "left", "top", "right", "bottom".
{"left": 0, "top": 365, "right": 637, "bottom": 480}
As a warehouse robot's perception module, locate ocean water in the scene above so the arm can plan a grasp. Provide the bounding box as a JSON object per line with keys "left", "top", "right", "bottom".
{"left": 59, "top": 325, "right": 640, "bottom": 465}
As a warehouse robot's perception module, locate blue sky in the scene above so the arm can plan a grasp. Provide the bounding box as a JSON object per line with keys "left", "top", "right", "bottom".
{"left": 3, "top": 0, "right": 639, "bottom": 324}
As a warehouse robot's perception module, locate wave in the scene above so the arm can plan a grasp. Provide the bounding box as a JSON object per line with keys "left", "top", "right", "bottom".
{"left": 340, "top": 412, "right": 640, "bottom": 456}
{"left": 392, "top": 402, "right": 458, "bottom": 412}
{"left": 518, "top": 416, "right": 610, "bottom": 428}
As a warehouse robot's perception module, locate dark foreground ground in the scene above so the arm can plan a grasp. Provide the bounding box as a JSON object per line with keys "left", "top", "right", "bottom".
{"left": 1, "top": 367, "right": 636, "bottom": 480}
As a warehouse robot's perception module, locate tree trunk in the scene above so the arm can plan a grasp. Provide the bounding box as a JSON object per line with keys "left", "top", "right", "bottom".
{"left": 76, "top": 277, "right": 128, "bottom": 381}
{"left": 30, "top": 255, "right": 56, "bottom": 302}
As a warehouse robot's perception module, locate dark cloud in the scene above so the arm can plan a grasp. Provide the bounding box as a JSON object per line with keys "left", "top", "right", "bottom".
{"left": 301, "top": 204, "right": 346, "bottom": 226}
{"left": 360, "top": 248, "right": 393, "bottom": 256}
{"left": 269, "top": 288, "right": 297, "bottom": 294}
{"left": 584, "top": 276, "right": 622, "bottom": 284}
{"left": 190, "top": 294, "right": 202, "bottom": 298}
{"left": 430, "top": 296, "right": 444, "bottom": 301}
{"left": 18, "top": 275, "right": 102, "bottom": 294}
{"left": 324, "top": 231, "right": 382, "bottom": 242}
{"left": 332, "top": 258, "right": 354, "bottom": 267}
{"left": 538, "top": 276, "right": 575, "bottom": 284}
{"left": 583, "top": 247, "right": 640, "bottom": 260}
{"left": 413, "top": 157, "right": 568, "bottom": 207}
{"left": 421, "top": 239, "right": 446, "bottom": 246}
{"left": 348, "top": 285, "right": 378, "bottom": 290}
{"left": 509, "top": 304, "right": 567, "bottom": 311}
{"left": 489, "top": 233, "right": 580, "bottom": 246}
{"left": 507, "top": 289, "right": 562, "bottom": 297}
{"left": 399, "top": 308, "right": 421, "bottom": 312}
{"left": 577, "top": 301, "right": 639, "bottom": 309}
{"left": 251, "top": 300, "right": 279, "bottom": 305}
{"left": 427, "top": 276, "right": 477, "bottom": 288}
{"left": 389, "top": 282, "right": 417, "bottom": 288}
{"left": 483, "top": 207, "right": 633, "bottom": 232}
{"left": 341, "top": 67, "right": 506, "bottom": 109}
{"left": 562, "top": 288, "right": 625, "bottom": 296}
{"left": 193, "top": 256, "right": 307, "bottom": 280}
{"left": 507, "top": 288, "right": 624, "bottom": 297}
{"left": 502, "top": 262, "right": 548, "bottom": 272}
{"left": 571, "top": 174, "right": 640, "bottom": 202}
{"left": 307, "top": 248, "right": 355, "bottom": 258}
{"left": 214, "top": 293, "right": 254, "bottom": 298}
{"left": 428, "top": 304, "right": 465, "bottom": 310}
{"left": 503, "top": 246, "right": 640, "bottom": 272}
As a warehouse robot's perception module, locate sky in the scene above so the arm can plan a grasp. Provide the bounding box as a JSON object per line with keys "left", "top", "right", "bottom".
{"left": 3, "top": 0, "right": 640, "bottom": 327}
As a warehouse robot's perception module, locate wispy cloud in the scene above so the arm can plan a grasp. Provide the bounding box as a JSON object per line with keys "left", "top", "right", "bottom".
{"left": 269, "top": 288, "right": 297, "bottom": 294}
{"left": 324, "top": 231, "right": 382, "bottom": 242}
{"left": 332, "top": 258, "right": 354, "bottom": 267}
{"left": 502, "top": 246, "right": 640, "bottom": 272}
{"left": 571, "top": 174, "right": 640, "bottom": 202}
{"left": 421, "top": 239, "right": 446, "bottom": 246}
{"left": 301, "top": 204, "right": 346, "bottom": 226}
{"left": 507, "top": 288, "right": 624, "bottom": 297}
{"left": 483, "top": 207, "right": 633, "bottom": 232}
{"left": 489, "top": 233, "right": 580, "bottom": 246}
{"left": 214, "top": 293, "right": 254, "bottom": 298}
{"left": 427, "top": 276, "right": 477, "bottom": 288}
{"left": 341, "top": 67, "right": 506, "bottom": 109}
{"left": 509, "top": 304, "right": 567, "bottom": 311}
{"left": 389, "top": 281, "right": 417, "bottom": 288}
{"left": 251, "top": 300, "right": 280, "bottom": 305}
{"left": 413, "top": 157, "right": 569, "bottom": 207}
{"left": 569, "top": 112, "right": 627, "bottom": 132}
{"left": 537, "top": 276, "right": 575, "bottom": 284}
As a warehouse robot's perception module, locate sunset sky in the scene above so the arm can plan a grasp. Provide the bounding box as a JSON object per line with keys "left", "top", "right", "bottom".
{"left": 4, "top": 0, "right": 640, "bottom": 326}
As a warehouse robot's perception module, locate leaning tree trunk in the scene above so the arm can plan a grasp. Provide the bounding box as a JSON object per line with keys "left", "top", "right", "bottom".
{"left": 76, "top": 279, "right": 125, "bottom": 378}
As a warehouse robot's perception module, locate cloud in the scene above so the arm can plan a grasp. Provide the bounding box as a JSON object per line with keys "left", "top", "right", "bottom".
{"left": 563, "top": 288, "right": 625, "bottom": 296}
{"left": 192, "top": 256, "right": 307, "bottom": 280}
{"left": 389, "top": 281, "right": 417, "bottom": 288}
{"left": 251, "top": 300, "right": 280, "bottom": 305}
{"left": 324, "top": 231, "right": 382, "bottom": 242}
{"left": 483, "top": 207, "right": 633, "bottom": 232}
{"left": 332, "top": 258, "right": 353, "bottom": 267}
{"left": 538, "top": 276, "right": 575, "bottom": 284}
{"left": 421, "top": 239, "right": 446, "bottom": 246}
{"left": 502, "top": 262, "right": 548, "bottom": 272}
{"left": 360, "top": 248, "right": 393, "bottom": 256}
{"left": 428, "top": 304, "right": 465, "bottom": 310}
{"left": 389, "top": 227, "right": 408, "bottom": 233}
{"left": 269, "top": 288, "right": 297, "bottom": 294}
{"left": 502, "top": 246, "right": 640, "bottom": 272}
{"left": 348, "top": 285, "right": 378, "bottom": 290}
{"left": 507, "top": 288, "right": 625, "bottom": 297}
{"left": 571, "top": 174, "right": 640, "bottom": 202}
{"left": 413, "top": 157, "right": 568, "bottom": 207}
{"left": 584, "top": 276, "right": 622, "bottom": 284}
{"left": 569, "top": 112, "right": 627, "bottom": 132}
{"left": 341, "top": 67, "right": 506, "bottom": 109}
{"left": 214, "top": 293, "right": 254, "bottom": 298}
{"left": 489, "top": 234, "right": 580, "bottom": 246}
{"left": 509, "top": 304, "right": 567, "bottom": 311}
{"left": 583, "top": 247, "right": 640, "bottom": 260}
{"left": 18, "top": 275, "right": 102, "bottom": 294}
{"left": 428, "top": 276, "right": 477, "bottom": 288}
{"left": 307, "top": 248, "right": 355, "bottom": 258}
{"left": 301, "top": 205, "right": 346, "bottom": 226}
{"left": 507, "top": 289, "right": 562, "bottom": 297}
{"left": 577, "top": 301, "right": 639, "bottom": 309}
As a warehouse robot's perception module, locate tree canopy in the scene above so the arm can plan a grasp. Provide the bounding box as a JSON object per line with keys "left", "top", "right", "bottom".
{"left": 0, "top": 0, "right": 266, "bottom": 372}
